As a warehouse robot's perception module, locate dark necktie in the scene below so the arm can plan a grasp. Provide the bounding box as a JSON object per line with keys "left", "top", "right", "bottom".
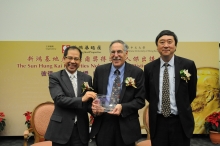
{"left": 110, "top": 69, "right": 121, "bottom": 104}
{"left": 162, "top": 63, "right": 171, "bottom": 117}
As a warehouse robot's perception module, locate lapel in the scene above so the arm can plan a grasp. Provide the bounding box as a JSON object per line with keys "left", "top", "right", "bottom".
{"left": 102, "top": 64, "right": 111, "bottom": 94}
{"left": 119, "top": 62, "right": 131, "bottom": 102}
{"left": 153, "top": 59, "right": 160, "bottom": 98}
{"left": 61, "top": 70, "right": 75, "bottom": 97}
{"left": 77, "top": 71, "right": 84, "bottom": 96}
{"left": 174, "top": 55, "right": 181, "bottom": 95}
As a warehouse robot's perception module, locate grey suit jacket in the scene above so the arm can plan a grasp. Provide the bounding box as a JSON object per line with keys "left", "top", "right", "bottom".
{"left": 144, "top": 55, "right": 197, "bottom": 138}
{"left": 45, "top": 70, "right": 93, "bottom": 144}
{"left": 90, "top": 62, "right": 145, "bottom": 145}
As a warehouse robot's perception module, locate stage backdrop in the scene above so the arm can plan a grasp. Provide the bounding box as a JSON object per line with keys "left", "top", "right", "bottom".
{"left": 0, "top": 41, "right": 218, "bottom": 136}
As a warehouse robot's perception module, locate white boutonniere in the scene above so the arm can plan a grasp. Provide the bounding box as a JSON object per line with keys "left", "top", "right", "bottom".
{"left": 125, "top": 77, "right": 137, "bottom": 88}
{"left": 81, "top": 82, "right": 94, "bottom": 93}
{"left": 180, "top": 69, "right": 191, "bottom": 83}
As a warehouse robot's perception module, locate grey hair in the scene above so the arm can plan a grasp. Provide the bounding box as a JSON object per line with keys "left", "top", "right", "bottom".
{"left": 109, "top": 40, "right": 129, "bottom": 52}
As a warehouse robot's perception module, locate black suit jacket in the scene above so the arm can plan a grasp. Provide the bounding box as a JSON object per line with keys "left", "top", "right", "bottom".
{"left": 90, "top": 62, "right": 145, "bottom": 145}
{"left": 144, "top": 55, "right": 197, "bottom": 138}
{"left": 45, "top": 70, "right": 92, "bottom": 144}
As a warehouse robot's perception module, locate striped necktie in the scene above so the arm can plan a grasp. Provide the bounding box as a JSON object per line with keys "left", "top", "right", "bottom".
{"left": 70, "top": 75, "right": 77, "bottom": 97}
{"left": 70, "top": 75, "right": 78, "bottom": 123}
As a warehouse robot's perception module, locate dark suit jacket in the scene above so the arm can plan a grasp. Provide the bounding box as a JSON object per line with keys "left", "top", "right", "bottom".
{"left": 45, "top": 70, "right": 93, "bottom": 144}
{"left": 90, "top": 62, "right": 145, "bottom": 145}
{"left": 144, "top": 55, "right": 197, "bottom": 138}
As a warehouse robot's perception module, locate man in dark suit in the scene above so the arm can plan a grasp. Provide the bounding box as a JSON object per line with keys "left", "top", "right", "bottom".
{"left": 144, "top": 30, "right": 197, "bottom": 146}
{"left": 45, "top": 46, "right": 97, "bottom": 146}
{"left": 90, "top": 40, "right": 145, "bottom": 146}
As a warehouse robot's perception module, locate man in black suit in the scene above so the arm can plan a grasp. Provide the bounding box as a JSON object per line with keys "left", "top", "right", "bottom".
{"left": 144, "top": 30, "right": 197, "bottom": 146}
{"left": 90, "top": 40, "right": 145, "bottom": 146}
{"left": 45, "top": 46, "right": 97, "bottom": 146}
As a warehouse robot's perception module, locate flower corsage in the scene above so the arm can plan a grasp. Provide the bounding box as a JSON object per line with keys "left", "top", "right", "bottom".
{"left": 82, "top": 82, "right": 94, "bottom": 93}
{"left": 125, "top": 77, "right": 137, "bottom": 88}
{"left": 180, "top": 69, "right": 191, "bottom": 83}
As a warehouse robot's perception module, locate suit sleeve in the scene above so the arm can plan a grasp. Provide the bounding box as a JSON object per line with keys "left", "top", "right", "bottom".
{"left": 86, "top": 76, "right": 94, "bottom": 114}
{"left": 120, "top": 68, "right": 146, "bottom": 117}
{"left": 188, "top": 61, "right": 197, "bottom": 103}
{"left": 49, "top": 73, "right": 83, "bottom": 109}
{"left": 144, "top": 65, "right": 150, "bottom": 102}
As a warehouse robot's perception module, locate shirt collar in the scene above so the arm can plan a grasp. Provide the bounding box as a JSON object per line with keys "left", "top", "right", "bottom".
{"left": 65, "top": 69, "right": 77, "bottom": 79}
{"left": 111, "top": 63, "right": 125, "bottom": 74}
{"left": 160, "top": 55, "right": 174, "bottom": 68}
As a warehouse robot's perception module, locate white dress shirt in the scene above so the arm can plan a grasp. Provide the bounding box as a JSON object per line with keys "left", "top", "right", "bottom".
{"left": 158, "top": 56, "right": 178, "bottom": 115}
{"left": 65, "top": 70, "right": 78, "bottom": 122}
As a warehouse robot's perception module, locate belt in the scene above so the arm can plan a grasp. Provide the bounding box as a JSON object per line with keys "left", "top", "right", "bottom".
{"left": 157, "top": 114, "right": 178, "bottom": 118}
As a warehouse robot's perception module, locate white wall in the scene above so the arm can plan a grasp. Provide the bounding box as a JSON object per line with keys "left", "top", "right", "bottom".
{"left": 0, "top": 0, "right": 220, "bottom": 42}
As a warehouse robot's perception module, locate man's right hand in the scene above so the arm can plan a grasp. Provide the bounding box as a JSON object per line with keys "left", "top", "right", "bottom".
{"left": 82, "top": 91, "right": 97, "bottom": 102}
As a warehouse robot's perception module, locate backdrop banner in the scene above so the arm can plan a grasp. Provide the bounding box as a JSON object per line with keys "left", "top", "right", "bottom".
{"left": 0, "top": 41, "right": 218, "bottom": 135}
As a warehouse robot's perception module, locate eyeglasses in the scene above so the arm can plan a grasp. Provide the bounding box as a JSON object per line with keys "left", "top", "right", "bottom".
{"left": 65, "top": 56, "right": 81, "bottom": 61}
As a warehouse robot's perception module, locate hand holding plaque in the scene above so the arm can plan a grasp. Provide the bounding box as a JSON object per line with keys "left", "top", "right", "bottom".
{"left": 93, "top": 94, "right": 117, "bottom": 112}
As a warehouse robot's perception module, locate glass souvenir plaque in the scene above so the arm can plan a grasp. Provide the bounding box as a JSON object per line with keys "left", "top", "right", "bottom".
{"left": 94, "top": 94, "right": 117, "bottom": 112}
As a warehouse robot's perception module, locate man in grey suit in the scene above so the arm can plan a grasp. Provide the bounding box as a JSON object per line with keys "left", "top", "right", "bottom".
{"left": 144, "top": 30, "right": 197, "bottom": 146}
{"left": 90, "top": 40, "right": 145, "bottom": 146}
{"left": 45, "top": 46, "right": 97, "bottom": 146}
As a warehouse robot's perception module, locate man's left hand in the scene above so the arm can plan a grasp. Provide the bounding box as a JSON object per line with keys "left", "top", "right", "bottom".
{"left": 108, "top": 104, "right": 122, "bottom": 116}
